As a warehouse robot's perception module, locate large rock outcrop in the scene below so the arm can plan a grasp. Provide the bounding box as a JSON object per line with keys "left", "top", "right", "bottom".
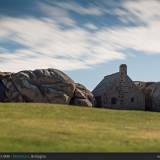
{"left": 0, "top": 69, "right": 94, "bottom": 107}
{"left": 134, "top": 81, "right": 160, "bottom": 111}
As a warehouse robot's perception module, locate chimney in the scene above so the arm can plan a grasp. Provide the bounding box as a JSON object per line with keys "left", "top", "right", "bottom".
{"left": 119, "top": 64, "right": 127, "bottom": 80}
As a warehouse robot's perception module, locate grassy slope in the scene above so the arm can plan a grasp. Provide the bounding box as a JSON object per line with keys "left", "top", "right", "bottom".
{"left": 0, "top": 103, "right": 160, "bottom": 152}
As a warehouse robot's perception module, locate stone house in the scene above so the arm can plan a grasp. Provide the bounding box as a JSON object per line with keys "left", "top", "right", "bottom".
{"left": 92, "top": 64, "right": 145, "bottom": 110}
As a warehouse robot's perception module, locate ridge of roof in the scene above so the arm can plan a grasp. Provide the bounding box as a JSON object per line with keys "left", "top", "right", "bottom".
{"left": 104, "top": 72, "right": 119, "bottom": 79}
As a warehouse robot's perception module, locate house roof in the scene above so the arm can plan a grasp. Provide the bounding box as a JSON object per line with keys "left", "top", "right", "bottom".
{"left": 92, "top": 71, "right": 141, "bottom": 94}
{"left": 92, "top": 72, "right": 120, "bottom": 93}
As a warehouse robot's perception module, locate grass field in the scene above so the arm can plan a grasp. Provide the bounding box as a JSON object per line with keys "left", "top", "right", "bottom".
{"left": 0, "top": 103, "right": 160, "bottom": 152}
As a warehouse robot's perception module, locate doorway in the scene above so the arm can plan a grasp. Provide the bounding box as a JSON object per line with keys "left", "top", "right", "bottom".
{"left": 0, "top": 80, "right": 6, "bottom": 101}
{"left": 145, "top": 95, "right": 152, "bottom": 111}
{"left": 111, "top": 97, "right": 117, "bottom": 105}
{"left": 95, "top": 96, "right": 102, "bottom": 107}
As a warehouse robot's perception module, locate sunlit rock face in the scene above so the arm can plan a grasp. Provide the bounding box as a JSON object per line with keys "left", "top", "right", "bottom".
{"left": 0, "top": 69, "right": 93, "bottom": 107}
{"left": 70, "top": 83, "right": 94, "bottom": 107}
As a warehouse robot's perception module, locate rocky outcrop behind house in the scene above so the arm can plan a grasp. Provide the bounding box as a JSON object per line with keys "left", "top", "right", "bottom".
{"left": 134, "top": 81, "right": 160, "bottom": 111}
{"left": 0, "top": 69, "right": 94, "bottom": 107}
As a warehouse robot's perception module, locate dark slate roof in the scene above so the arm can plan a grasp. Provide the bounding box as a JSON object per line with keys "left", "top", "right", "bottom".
{"left": 92, "top": 72, "right": 120, "bottom": 93}
{"left": 92, "top": 71, "right": 141, "bottom": 95}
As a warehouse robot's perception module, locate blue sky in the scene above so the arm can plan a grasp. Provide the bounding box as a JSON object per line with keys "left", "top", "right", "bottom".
{"left": 1, "top": 0, "right": 160, "bottom": 90}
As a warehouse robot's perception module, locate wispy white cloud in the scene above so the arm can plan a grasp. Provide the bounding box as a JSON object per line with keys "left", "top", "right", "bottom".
{"left": 1, "top": 0, "right": 160, "bottom": 72}
{"left": 53, "top": 1, "right": 104, "bottom": 16}
{"left": 85, "top": 23, "right": 98, "bottom": 30}
{"left": 104, "top": 0, "right": 160, "bottom": 54}
{"left": 97, "top": 21, "right": 160, "bottom": 55}
{"left": 38, "top": 2, "right": 76, "bottom": 26}
{"left": 0, "top": 15, "right": 125, "bottom": 72}
{"left": 115, "top": 0, "right": 160, "bottom": 25}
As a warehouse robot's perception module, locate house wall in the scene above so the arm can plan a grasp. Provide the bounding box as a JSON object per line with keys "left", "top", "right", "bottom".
{"left": 102, "top": 87, "right": 145, "bottom": 110}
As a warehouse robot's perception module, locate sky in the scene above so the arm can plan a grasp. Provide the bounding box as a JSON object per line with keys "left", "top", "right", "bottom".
{"left": 0, "top": 0, "right": 160, "bottom": 90}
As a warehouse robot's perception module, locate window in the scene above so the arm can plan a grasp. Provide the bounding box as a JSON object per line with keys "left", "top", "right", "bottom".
{"left": 131, "top": 97, "right": 134, "bottom": 103}
{"left": 111, "top": 97, "right": 117, "bottom": 104}
{"left": 120, "top": 99, "right": 124, "bottom": 103}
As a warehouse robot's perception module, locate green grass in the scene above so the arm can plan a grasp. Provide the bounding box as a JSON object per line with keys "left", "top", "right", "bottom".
{"left": 0, "top": 103, "right": 160, "bottom": 152}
